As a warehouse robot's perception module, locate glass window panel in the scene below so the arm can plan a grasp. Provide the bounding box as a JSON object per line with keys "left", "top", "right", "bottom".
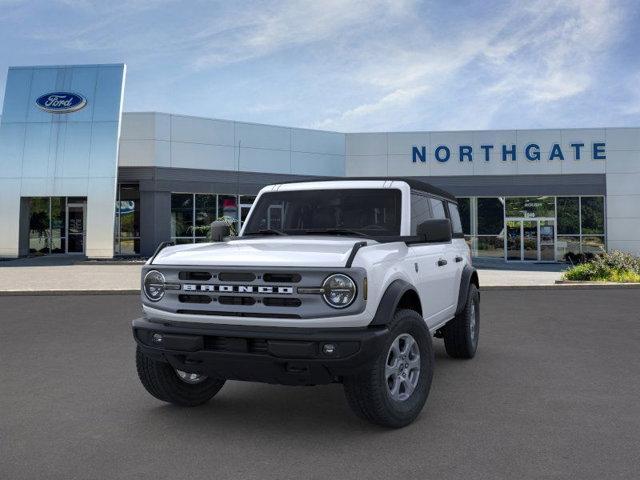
{"left": 458, "top": 198, "right": 471, "bottom": 234}
{"left": 171, "top": 194, "right": 194, "bottom": 238}
{"left": 51, "top": 235, "right": 66, "bottom": 254}
{"left": 448, "top": 203, "right": 463, "bottom": 234}
{"left": 582, "top": 236, "right": 605, "bottom": 254}
{"left": 557, "top": 197, "right": 579, "bottom": 235}
{"left": 477, "top": 198, "right": 504, "bottom": 235}
{"left": 557, "top": 236, "right": 581, "bottom": 260}
{"left": 218, "top": 195, "right": 238, "bottom": 222}
{"left": 50, "top": 197, "right": 66, "bottom": 239}
{"left": 29, "top": 198, "right": 50, "bottom": 243}
{"left": 476, "top": 235, "right": 504, "bottom": 258}
{"left": 240, "top": 195, "right": 256, "bottom": 205}
{"left": 194, "top": 237, "right": 210, "bottom": 243}
{"left": 119, "top": 185, "right": 140, "bottom": 238}
{"left": 195, "top": 194, "right": 217, "bottom": 238}
{"left": 505, "top": 196, "right": 555, "bottom": 218}
{"left": 119, "top": 238, "right": 139, "bottom": 255}
{"left": 429, "top": 198, "right": 446, "bottom": 219}
{"left": 172, "top": 237, "right": 193, "bottom": 245}
{"left": 410, "top": 194, "right": 431, "bottom": 235}
{"left": 29, "top": 236, "right": 49, "bottom": 254}
{"left": 581, "top": 197, "right": 605, "bottom": 234}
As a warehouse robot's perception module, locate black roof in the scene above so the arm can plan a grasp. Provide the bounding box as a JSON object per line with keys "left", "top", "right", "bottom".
{"left": 277, "top": 177, "right": 457, "bottom": 202}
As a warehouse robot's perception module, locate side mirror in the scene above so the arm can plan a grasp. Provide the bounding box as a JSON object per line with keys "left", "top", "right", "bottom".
{"left": 209, "top": 221, "right": 231, "bottom": 242}
{"left": 416, "top": 218, "right": 452, "bottom": 243}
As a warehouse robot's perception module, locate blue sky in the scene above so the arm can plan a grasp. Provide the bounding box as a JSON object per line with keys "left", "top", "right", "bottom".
{"left": 1, "top": 0, "right": 639, "bottom": 132}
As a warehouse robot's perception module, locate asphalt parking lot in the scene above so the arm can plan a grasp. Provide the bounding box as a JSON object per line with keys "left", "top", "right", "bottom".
{"left": 2, "top": 289, "right": 639, "bottom": 480}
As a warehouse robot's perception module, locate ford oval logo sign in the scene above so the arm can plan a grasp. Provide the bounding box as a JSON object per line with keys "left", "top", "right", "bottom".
{"left": 35, "top": 92, "right": 87, "bottom": 114}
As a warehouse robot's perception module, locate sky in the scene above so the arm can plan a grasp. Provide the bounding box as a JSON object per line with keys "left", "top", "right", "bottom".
{"left": 0, "top": 0, "right": 639, "bottom": 132}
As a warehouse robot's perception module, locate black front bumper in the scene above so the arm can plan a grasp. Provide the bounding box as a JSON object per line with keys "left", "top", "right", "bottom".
{"left": 132, "top": 318, "right": 390, "bottom": 386}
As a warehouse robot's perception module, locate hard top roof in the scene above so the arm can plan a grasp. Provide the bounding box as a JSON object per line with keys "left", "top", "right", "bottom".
{"left": 275, "top": 177, "right": 456, "bottom": 202}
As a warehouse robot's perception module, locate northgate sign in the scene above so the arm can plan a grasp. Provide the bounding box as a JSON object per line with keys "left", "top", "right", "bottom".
{"left": 411, "top": 142, "right": 606, "bottom": 163}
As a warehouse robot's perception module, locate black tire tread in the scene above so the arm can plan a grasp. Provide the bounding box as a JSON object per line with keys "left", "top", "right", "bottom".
{"left": 443, "top": 283, "right": 479, "bottom": 359}
{"left": 135, "top": 346, "right": 225, "bottom": 406}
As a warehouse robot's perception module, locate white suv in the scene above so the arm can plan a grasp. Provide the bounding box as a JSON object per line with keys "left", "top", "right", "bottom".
{"left": 133, "top": 178, "right": 480, "bottom": 427}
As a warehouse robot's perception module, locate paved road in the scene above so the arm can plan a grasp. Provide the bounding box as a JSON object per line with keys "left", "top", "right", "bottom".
{"left": 2, "top": 290, "right": 639, "bottom": 480}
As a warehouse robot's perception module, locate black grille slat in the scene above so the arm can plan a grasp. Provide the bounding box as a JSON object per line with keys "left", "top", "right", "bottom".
{"left": 178, "top": 294, "right": 212, "bottom": 304}
{"left": 179, "top": 271, "right": 212, "bottom": 281}
{"left": 218, "top": 272, "right": 256, "bottom": 282}
{"left": 263, "top": 297, "right": 302, "bottom": 307}
{"left": 263, "top": 273, "right": 301, "bottom": 283}
{"left": 218, "top": 296, "right": 256, "bottom": 306}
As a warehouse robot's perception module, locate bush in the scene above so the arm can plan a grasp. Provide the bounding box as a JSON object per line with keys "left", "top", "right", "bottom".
{"left": 563, "top": 250, "right": 640, "bottom": 282}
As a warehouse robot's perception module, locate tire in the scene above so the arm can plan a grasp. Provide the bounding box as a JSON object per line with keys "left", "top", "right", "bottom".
{"left": 343, "top": 309, "right": 434, "bottom": 428}
{"left": 443, "top": 283, "right": 479, "bottom": 359}
{"left": 135, "top": 346, "right": 226, "bottom": 406}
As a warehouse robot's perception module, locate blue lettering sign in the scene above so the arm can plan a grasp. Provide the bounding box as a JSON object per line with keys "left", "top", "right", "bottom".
{"left": 435, "top": 145, "right": 450, "bottom": 162}
{"left": 480, "top": 145, "right": 493, "bottom": 162}
{"left": 571, "top": 143, "right": 584, "bottom": 160}
{"left": 502, "top": 144, "right": 516, "bottom": 161}
{"left": 549, "top": 143, "right": 564, "bottom": 160}
{"left": 593, "top": 142, "right": 606, "bottom": 160}
{"left": 525, "top": 144, "right": 540, "bottom": 161}
{"left": 412, "top": 146, "right": 426, "bottom": 163}
{"left": 459, "top": 145, "right": 472, "bottom": 162}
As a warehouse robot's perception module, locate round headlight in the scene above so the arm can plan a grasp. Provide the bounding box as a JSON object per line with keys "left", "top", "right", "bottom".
{"left": 322, "top": 274, "right": 357, "bottom": 308}
{"left": 143, "top": 270, "right": 166, "bottom": 302}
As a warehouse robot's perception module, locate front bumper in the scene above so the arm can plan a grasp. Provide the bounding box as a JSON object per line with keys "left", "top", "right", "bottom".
{"left": 132, "top": 318, "right": 390, "bottom": 386}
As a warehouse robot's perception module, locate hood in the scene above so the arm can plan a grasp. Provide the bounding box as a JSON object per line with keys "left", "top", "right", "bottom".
{"left": 152, "top": 236, "right": 371, "bottom": 267}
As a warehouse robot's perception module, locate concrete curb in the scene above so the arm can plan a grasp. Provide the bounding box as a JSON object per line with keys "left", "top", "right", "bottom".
{"left": 2, "top": 283, "right": 640, "bottom": 295}
{"left": 0, "top": 289, "right": 140, "bottom": 296}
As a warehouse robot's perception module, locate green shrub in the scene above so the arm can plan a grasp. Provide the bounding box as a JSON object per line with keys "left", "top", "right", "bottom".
{"left": 563, "top": 251, "right": 640, "bottom": 282}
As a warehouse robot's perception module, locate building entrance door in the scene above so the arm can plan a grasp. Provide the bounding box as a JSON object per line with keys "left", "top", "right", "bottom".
{"left": 66, "top": 202, "right": 86, "bottom": 254}
{"left": 505, "top": 218, "right": 556, "bottom": 261}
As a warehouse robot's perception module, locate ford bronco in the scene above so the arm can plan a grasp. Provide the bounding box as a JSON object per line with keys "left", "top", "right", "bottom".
{"left": 133, "top": 178, "right": 480, "bottom": 427}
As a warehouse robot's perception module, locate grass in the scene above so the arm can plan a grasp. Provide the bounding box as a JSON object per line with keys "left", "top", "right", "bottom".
{"left": 563, "top": 265, "right": 640, "bottom": 283}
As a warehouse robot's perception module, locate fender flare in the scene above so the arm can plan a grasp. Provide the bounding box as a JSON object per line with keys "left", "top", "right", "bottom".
{"left": 455, "top": 265, "right": 479, "bottom": 315}
{"left": 369, "top": 279, "right": 420, "bottom": 327}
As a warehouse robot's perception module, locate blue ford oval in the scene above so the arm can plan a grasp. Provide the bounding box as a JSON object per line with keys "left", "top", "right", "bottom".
{"left": 35, "top": 92, "right": 87, "bottom": 114}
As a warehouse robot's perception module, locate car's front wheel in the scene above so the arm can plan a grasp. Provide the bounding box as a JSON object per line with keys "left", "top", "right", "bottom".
{"left": 343, "top": 309, "right": 434, "bottom": 428}
{"left": 136, "top": 347, "right": 225, "bottom": 406}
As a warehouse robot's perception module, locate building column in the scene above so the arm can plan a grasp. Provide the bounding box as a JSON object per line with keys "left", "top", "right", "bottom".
{"left": 139, "top": 189, "right": 172, "bottom": 257}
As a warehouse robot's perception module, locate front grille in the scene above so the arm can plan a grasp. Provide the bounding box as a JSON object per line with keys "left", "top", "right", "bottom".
{"left": 219, "top": 296, "right": 256, "bottom": 306}
{"left": 176, "top": 309, "right": 301, "bottom": 319}
{"left": 263, "top": 297, "right": 302, "bottom": 307}
{"left": 219, "top": 272, "right": 256, "bottom": 282}
{"left": 263, "top": 273, "right": 301, "bottom": 283}
{"left": 179, "top": 294, "right": 212, "bottom": 304}
{"left": 179, "top": 271, "right": 212, "bottom": 281}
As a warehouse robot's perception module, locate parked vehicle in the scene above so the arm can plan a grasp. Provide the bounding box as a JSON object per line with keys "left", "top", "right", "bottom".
{"left": 133, "top": 178, "right": 480, "bottom": 427}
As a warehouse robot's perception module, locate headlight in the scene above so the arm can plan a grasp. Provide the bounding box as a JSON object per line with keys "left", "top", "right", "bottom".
{"left": 322, "top": 274, "right": 357, "bottom": 308}
{"left": 143, "top": 270, "right": 165, "bottom": 302}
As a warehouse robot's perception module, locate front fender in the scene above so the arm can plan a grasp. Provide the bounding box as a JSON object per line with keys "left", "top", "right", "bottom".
{"left": 455, "top": 265, "right": 479, "bottom": 315}
{"left": 369, "top": 279, "right": 418, "bottom": 327}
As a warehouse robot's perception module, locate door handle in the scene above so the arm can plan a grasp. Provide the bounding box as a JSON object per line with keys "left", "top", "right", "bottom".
{"left": 455, "top": 256, "right": 463, "bottom": 263}
{"left": 437, "top": 258, "right": 447, "bottom": 267}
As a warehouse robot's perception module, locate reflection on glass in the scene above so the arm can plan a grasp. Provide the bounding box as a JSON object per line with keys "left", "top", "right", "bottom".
{"left": 458, "top": 198, "right": 471, "bottom": 234}
{"left": 557, "top": 236, "right": 580, "bottom": 259}
{"left": 171, "top": 193, "right": 193, "bottom": 238}
{"left": 506, "top": 220, "right": 522, "bottom": 260}
{"left": 476, "top": 235, "right": 504, "bottom": 258}
{"left": 29, "top": 197, "right": 50, "bottom": 254}
{"left": 522, "top": 220, "right": 538, "bottom": 260}
{"left": 195, "top": 194, "right": 216, "bottom": 238}
{"left": 539, "top": 220, "right": 555, "bottom": 261}
{"left": 477, "top": 198, "right": 504, "bottom": 235}
{"left": 581, "top": 197, "right": 605, "bottom": 234}
{"left": 557, "top": 197, "right": 579, "bottom": 234}
{"left": 582, "top": 236, "right": 605, "bottom": 254}
{"left": 506, "top": 196, "right": 555, "bottom": 218}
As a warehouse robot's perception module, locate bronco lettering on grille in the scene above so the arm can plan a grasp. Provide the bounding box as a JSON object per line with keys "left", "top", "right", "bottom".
{"left": 182, "top": 284, "right": 294, "bottom": 294}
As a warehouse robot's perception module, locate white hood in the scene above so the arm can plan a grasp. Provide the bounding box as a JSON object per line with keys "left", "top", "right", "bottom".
{"left": 152, "top": 236, "right": 370, "bottom": 267}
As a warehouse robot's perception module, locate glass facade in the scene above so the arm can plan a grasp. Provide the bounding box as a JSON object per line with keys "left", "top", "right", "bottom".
{"left": 27, "top": 197, "right": 86, "bottom": 255}
{"left": 114, "top": 184, "right": 140, "bottom": 255}
{"left": 171, "top": 193, "right": 256, "bottom": 244}
{"left": 459, "top": 196, "right": 606, "bottom": 261}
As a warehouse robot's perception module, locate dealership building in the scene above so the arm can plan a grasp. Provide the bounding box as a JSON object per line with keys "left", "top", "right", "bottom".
{"left": 1, "top": 63, "right": 639, "bottom": 261}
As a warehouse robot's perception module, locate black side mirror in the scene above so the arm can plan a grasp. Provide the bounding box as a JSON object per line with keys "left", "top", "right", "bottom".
{"left": 416, "top": 218, "right": 452, "bottom": 243}
{"left": 209, "top": 221, "right": 231, "bottom": 242}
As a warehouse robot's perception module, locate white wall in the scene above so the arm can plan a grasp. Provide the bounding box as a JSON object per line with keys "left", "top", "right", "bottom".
{"left": 119, "top": 113, "right": 345, "bottom": 177}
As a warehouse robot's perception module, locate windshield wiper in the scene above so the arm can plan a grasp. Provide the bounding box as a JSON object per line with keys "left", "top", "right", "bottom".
{"left": 243, "top": 229, "right": 287, "bottom": 236}
{"left": 302, "top": 228, "right": 370, "bottom": 238}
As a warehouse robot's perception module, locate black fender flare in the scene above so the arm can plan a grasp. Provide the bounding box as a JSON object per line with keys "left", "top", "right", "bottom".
{"left": 455, "top": 265, "right": 479, "bottom": 315}
{"left": 369, "top": 279, "right": 420, "bottom": 327}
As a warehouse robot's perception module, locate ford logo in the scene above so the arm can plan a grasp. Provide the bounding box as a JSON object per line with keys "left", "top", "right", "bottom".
{"left": 35, "top": 92, "right": 87, "bottom": 114}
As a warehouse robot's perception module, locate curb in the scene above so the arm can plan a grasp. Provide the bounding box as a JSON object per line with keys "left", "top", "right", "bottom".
{"left": 0, "top": 289, "right": 140, "bottom": 296}
{"left": 2, "top": 283, "right": 640, "bottom": 295}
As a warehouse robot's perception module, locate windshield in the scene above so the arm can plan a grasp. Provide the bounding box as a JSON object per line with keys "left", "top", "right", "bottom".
{"left": 242, "top": 189, "right": 402, "bottom": 237}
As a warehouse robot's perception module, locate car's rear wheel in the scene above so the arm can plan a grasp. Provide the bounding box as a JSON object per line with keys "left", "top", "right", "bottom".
{"left": 443, "top": 283, "right": 479, "bottom": 359}
{"left": 343, "top": 309, "right": 434, "bottom": 428}
{"left": 136, "top": 347, "right": 225, "bottom": 406}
